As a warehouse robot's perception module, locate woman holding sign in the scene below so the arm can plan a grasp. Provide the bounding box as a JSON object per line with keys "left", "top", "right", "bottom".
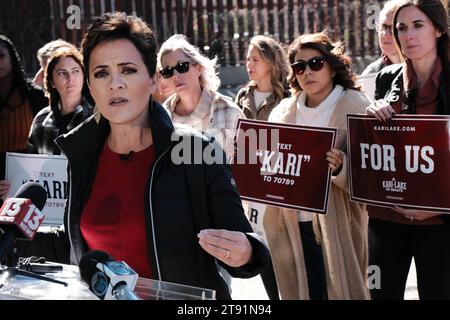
{"left": 263, "top": 33, "right": 371, "bottom": 299}
{"left": 19, "top": 46, "right": 94, "bottom": 264}
{"left": 366, "top": 0, "right": 450, "bottom": 299}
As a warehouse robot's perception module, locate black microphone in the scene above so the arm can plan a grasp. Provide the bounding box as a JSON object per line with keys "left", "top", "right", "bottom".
{"left": 119, "top": 151, "right": 135, "bottom": 161}
{"left": 79, "top": 250, "right": 140, "bottom": 300}
{"left": 0, "top": 182, "right": 47, "bottom": 263}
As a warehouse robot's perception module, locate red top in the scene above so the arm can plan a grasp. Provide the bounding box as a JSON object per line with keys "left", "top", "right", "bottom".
{"left": 81, "top": 143, "right": 156, "bottom": 277}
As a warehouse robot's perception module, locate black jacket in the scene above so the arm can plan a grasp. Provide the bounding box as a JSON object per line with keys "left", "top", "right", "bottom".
{"left": 28, "top": 98, "right": 93, "bottom": 155}
{"left": 55, "top": 101, "right": 269, "bottom": 299}
{"left": 375, "top": 63, "right": 450, "bottom": 115}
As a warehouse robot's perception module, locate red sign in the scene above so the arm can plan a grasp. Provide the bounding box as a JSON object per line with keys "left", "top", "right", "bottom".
{"left": 0, "top": 198, "right": 45, "bottom": 240}
{"left": 231, "top": 119, "right": 337, "bottom": 213}
{"left": 347, "top": 114, "right": 450, "bottom": 212}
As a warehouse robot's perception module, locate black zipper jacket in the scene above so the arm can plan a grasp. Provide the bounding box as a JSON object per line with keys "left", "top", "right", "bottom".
{"left": 55, "top": 101, "right": 269, "bottom": 299}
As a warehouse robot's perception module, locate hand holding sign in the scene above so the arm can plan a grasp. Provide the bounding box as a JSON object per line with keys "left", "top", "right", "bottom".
{"left": 326, "top": 148, "right": 343, "bottom": 174}
{"left": 198, "top": 229, "right": 252, "bottom": 267}
{"left": 366, "top": 99, "right": 396, "bottom": 122}
{"left": 392, "top": 206, "right": 443, "bottom": 221}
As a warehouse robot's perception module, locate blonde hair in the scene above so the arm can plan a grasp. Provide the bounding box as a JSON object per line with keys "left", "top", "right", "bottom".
{"left": 37, "top": 39, "right": 75, "bottom": 67}
{"left": 157, "top": 34, "right": 221, "bottom": 91}
{"left": 248, "top": 35, "right": 289, "bottom": 101}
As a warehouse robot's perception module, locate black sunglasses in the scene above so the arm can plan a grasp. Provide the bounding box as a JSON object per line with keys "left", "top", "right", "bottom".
{"left": 291, "top": 56, "right": 327, "bottom": 75}
{"left": 159, "top": 61, "right": 192, "bottom": 79}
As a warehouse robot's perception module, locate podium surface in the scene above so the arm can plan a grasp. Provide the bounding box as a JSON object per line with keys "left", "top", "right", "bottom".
{"left": 0, "top": 263, "right": 215, "bottom": 300}
{"left": 0, "top": 263, "right": 98, "bottom": 300}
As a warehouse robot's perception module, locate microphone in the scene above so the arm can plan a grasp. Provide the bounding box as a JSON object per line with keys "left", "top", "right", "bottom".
{"left": 119, "top": 151, "right": 135, "bottom": 161}
{"left": 0, "top": 182, "right": 47, "bottom": 263}
{"left": 79, "top": 250, "right": 140, "bottom": 300}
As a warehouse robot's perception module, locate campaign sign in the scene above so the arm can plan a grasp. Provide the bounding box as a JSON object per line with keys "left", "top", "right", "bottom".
{"left": 347, "top": 114, "right": 450, "bottom": 212}
{"left": 232, "top": 119, "right": 337, "bottom": 213}
{"left": 5, "top": 152, "right": 68, "bottom": 226}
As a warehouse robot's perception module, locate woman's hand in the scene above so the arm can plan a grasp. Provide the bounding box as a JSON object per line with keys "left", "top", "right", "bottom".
{"left": 393, "top": 206, "right": 442, "bottom": 221}
{"left": 0, "top": 180, "right": 11, "bottom": 200}
{"left": 327, "top": 148, "right": 343, "bottom": 174}
{"left": 198, "top": 229, "right": 252, "bottom": 267}
{"left": 366, "top": 99, "right": 396, "bottom": 122}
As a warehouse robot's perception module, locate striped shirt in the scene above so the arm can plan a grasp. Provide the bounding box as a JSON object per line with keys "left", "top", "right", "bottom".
{"left": 0, "top": 88, "right": 34, "bottom": 152}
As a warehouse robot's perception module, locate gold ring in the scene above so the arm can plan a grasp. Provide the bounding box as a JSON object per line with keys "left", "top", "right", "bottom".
{"left": 225, "top": 250, "right": 230, "bottom": 259}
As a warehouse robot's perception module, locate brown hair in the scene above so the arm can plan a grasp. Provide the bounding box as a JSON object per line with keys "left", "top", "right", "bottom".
{"left": 393, "top": 0, "right": 450, "bottom": 65}
{"left": 44, "top": 46, "right": 85, "bottom": 107}
{"left": 287, "top": 33, "right": 360, "bottom": 94}
{"left": 80, "top": 12, "right": 158, "bottom": 80}
{"left": 248, "top": 35, "right": 290, "bottom": 100}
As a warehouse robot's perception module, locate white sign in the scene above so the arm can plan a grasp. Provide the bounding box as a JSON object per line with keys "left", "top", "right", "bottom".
{"left": 245, "top": 201, "right": 268, "bottom": 245}
{"left": 5, "top": 152, "right": 68, "bottom": 227}
{"left": 357, "top": 73, "right": 377, "bottom": 100}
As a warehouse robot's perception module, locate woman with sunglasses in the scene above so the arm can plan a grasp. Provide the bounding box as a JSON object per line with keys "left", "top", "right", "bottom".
{"left": 361, "top": 0, "right": 403, "bottom": 75}
{"left": 54, "top": 12, "right": 268, "bottom": 300}
{"left": 263, "top": 33, "right": 371, "bottom": 299}
{"left": 157, "top": 34, "right": 245, "bottom": 159}
{"left": 152, "top": 68, "right": 175, "bottom": 105}
{"left": 366, "top": 0, "right": 450, "bottom": 299}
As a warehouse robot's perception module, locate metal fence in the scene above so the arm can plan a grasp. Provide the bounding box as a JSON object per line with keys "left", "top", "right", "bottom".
{"left": 0, "top": 0, "right": 448, "bottom": 75}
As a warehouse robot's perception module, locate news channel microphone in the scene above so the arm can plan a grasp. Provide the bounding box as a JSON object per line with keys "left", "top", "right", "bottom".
{"left": 79, "top": 250, "right": 141, "bottom": 300}
{"left": 0, "top": 182, "right": 47, "bottom": 263}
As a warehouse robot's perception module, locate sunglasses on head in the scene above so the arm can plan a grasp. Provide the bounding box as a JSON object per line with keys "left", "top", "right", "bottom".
{"left": 291, "top": 56, "right": 327, "bottom": 75}
{"left": 159, "top": 61, "right": 192, "bottom": 79}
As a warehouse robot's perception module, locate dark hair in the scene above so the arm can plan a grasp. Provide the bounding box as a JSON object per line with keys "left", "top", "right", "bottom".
{"left": 393, "top": 0, "right": 450, "bottom": 63}
{"left": 80, "top": 12, "right": 158, "bottom": 80}
{"left": 0, "top": 34, "right": 29, "bottom": 106}
{"left": 287, "top": 33, "right": 360, "bottom": 94}
{"left": 44, "top": 47, "right": 88, "bottom": 110}
{"left": 393, "top": 0, "right": 450, "bottom": 114}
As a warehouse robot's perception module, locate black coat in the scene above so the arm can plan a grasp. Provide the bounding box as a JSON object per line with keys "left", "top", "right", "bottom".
{"left": 55, "top": 101, "right": 269, "bottom": 299}
{"left": 28, "top": 98, "right": 93, "bottom": 155}
{"left": 374, "top": 63, "right": 450, "bottom": 115}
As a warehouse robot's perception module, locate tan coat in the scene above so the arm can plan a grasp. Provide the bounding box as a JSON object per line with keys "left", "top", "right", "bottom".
{"left": 263, "top": 89, "right": 371, "bottom": 300}
{"left": 235, "top": 85, "right": 289, "bottom": 121}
